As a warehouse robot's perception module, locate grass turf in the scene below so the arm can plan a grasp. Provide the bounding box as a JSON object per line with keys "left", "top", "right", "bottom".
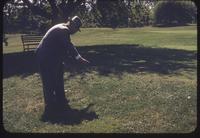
{"left": 3, "top": 25, "right": 197, "bottom": 133}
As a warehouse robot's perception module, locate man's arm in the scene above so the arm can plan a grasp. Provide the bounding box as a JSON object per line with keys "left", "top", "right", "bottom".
{"left": 63, "top": 35, "right": 90, "bottom": 64}
{"left": 60, "top": 28, "right": 90, "bottom": 64}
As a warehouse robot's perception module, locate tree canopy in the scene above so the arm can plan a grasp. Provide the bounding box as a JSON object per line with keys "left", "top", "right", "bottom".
{"left": 3, "top": 0, "right": 197, "bottom": 33}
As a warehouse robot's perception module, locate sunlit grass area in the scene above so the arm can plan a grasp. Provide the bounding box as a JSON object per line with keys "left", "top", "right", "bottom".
{"left": 3, "top": 25, "right": 197, "bottom": 53}
{"left": 3, "top": 25, "right": 197, "bottom": 133}
{"left": 72, "top": 25, "right": 197, "bottom": 51}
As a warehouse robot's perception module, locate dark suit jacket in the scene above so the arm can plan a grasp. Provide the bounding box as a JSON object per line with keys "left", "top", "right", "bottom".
{"left": 36, "top": 23, "right": 79, "bottom": 65}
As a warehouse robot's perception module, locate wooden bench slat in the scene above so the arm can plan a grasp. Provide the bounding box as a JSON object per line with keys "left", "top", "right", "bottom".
{"left": 22, "top": 38, "right": 42, "bottom": 40}
{"left": 22, "top": 36, "right": 42, "bottom": 39}
{"left": 25, "top": 47, "right": 37, "bottom": 50}
{"left": 22, "top": 36, "right": 43, "bottom": 38}
{"left": 22, "top": 35, "right": 42, "bottom": 37}
{"left": 22, "top": 37, "right": 42, "bottom": 39}
{"left": 23, "top": 40, "right": 41, "bottom": 43}
{"left": 24, "top": 43, "right": 40, "bottom": 45}
{"left": 22, "top": 37, "right": 42, "bottom": 38}
{"left": 22, "top": 35, "right": 43, "bottom": 36}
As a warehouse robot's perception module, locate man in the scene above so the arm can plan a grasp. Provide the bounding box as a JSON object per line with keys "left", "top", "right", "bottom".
{"left": 35, "top": 16, "right": 89, "bottom": 120}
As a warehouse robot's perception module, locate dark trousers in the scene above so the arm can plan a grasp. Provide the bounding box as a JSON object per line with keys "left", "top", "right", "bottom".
{"left": 37, "top": 59, "right": 67, "bottom": 110}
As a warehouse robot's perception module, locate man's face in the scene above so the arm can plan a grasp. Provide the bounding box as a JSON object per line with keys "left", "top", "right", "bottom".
{"left": 69, "top": 23, "right": 80, "bottom": 35}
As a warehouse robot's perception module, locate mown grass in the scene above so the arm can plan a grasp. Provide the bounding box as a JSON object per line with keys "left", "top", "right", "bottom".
{"left": 3, "top": 25, "right": 197, "bottom": 133}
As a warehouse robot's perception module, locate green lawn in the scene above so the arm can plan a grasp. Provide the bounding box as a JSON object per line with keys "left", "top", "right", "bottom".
{"left": 3, "top": 25, "right": 197, "bottom": 133}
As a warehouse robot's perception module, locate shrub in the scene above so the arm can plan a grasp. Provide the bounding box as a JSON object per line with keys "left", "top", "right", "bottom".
{"left": 153, "top": 1, "right": 197, "bottom": 26}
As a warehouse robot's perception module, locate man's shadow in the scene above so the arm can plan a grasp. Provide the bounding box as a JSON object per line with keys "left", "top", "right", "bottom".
{"left": 40, "top": 103, "right": 98, "bottom": 125}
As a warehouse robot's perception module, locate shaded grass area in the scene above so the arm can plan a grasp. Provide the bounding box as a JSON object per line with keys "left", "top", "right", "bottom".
{"left": 3, "top": 44, "right": 197, "bottom": 78}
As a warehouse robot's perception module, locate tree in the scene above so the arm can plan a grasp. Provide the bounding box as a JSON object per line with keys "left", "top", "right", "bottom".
{"left": 21, "top": 0, "right": 86, "bottom": 25}
{"left": 153, "top": 1, "right": 197, "bottom": 26}
{"left": 75, "top": 1, "right": 102, "bottom": 27}
{"left": 3, "top": 0, "right": 90, "bottom": 33}
{"left": 3, "top": 0, "right": 158, "bottom": 32}
{"left": 125, "top": 0, "right": 154, "bottom": 27}
{"left": 97, "top": 0, "right": 120, "bottom": 28}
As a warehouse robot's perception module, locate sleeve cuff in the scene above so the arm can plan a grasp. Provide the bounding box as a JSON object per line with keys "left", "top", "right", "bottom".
{"left": 75, "top": 54, "right": 81, "bottom": 60}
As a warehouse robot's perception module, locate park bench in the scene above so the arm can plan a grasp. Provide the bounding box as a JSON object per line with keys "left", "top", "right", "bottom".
{"left": 21, "top": 34, "right": 43, "bottom": 51}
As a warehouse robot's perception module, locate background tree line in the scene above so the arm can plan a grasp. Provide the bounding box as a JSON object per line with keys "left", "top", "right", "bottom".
{"left": 3, "top": 0, "right": 197, "bottom": 34}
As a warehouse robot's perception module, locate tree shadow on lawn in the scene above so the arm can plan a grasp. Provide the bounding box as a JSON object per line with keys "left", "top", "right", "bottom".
{"left": 3, "top": 44, "right": 197, "bottom": 79}
{"left": 66, "top": 44, "right": 197, "bottom": 77}
{"left": 3, "top": 51, "right": 38, "bottom": 78}
{"left": 41, "top": 103, "right": 99, "bottom": 125}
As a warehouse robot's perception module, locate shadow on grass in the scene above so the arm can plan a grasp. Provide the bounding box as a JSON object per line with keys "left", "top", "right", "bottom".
{"left": 3, "top": 44, "right": 197, "bottom": 78}
{"left": 41, "top": 103, "right": 98, "bottom": 125}
{"left": 3, "top": 51, "right": 38, "bottom": 78}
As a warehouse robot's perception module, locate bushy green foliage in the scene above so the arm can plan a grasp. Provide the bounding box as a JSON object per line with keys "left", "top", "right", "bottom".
{"left": 128, "top": 4, "right": 152, "bottom": 27}
{"left": 96, "top": 0, "right": 129, "bottom": 28}
{"left": 3, "top": 6, "right": 49, "bottom": 33}
{"left": 3, "top": 0, "right": 155, "bottom": 32}
{"left": 75, "top": 0, "right": 152, "bottom": 28}
{"left": 75, "top": 4, "right": 102, "bottom": 28}
{"left": 4, "top": 0, "right": 197, "bottom": 33}
{"left": 153, "top": 1, "right": 197, "bottom": 26}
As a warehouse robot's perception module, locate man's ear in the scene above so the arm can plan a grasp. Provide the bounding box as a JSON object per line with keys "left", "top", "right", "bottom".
{"left": 68, "top": 16, "right": 72, "bottom": 21}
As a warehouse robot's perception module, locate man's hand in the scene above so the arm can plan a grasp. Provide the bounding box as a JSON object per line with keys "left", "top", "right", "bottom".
{"left": 79, "top": 57, "right": 90, "bottom": 64}
{"left": 75, "top": 54, "right": 90, "bottom": 64}
{"left": 76, "top": 54, "right": 90, "bottom": 64}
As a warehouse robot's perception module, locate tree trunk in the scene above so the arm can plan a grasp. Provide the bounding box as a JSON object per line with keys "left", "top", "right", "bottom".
{"left": 48, "top": 0, "right": 60, "bottom": 25}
